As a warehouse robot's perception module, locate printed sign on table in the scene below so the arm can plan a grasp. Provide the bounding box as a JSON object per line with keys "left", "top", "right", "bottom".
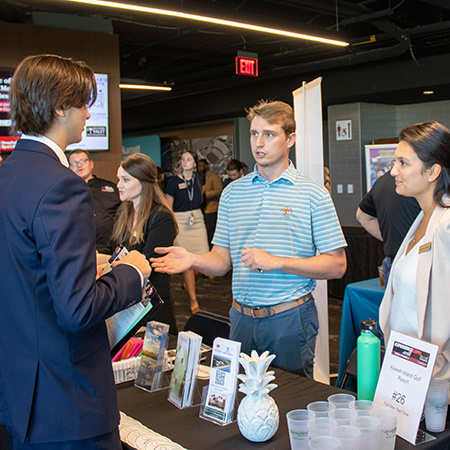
{"left": 374, "top": 331, "right": 439, "bottom": 445}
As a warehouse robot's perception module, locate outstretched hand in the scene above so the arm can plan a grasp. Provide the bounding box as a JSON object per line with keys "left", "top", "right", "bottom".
{"left": 150, "top": 246, "right": 194, "bottom": 274}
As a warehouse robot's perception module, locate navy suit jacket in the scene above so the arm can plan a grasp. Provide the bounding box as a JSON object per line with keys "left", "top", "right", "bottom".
{"left": 0, "top": 139, "right": 142, "bottom": 443}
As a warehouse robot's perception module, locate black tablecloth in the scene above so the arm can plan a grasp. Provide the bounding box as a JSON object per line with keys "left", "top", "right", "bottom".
{"left": 117, "top": 369, "right": 450, "bottom": 450}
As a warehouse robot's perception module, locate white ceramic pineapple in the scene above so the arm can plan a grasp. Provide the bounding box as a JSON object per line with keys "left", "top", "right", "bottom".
{"left": 237, "top": 350, "right": 279, "bottom": 442}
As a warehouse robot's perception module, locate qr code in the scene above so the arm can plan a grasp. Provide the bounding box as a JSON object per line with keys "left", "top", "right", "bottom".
{"left": 215, "top": 370, "right": 226, "bottom": 386}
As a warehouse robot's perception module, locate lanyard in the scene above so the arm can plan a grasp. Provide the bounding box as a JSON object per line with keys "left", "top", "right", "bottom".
{"left": 181, "top": 175, "right": 195, "bottom": 209}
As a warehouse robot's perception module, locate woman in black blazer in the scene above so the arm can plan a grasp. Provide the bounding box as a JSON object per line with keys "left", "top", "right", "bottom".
{"left": 113, "top": 153, "right": 179, "bottom": 333}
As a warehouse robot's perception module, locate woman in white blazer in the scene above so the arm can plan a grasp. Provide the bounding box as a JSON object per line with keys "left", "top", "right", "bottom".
{"left": 379, "top": 121, "right": 450, "bottom": 386}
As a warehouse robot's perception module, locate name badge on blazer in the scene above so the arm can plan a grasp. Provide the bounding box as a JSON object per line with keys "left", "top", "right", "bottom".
{"left": 178, "top": 182, "right": 187, "bottom": 189}
{"left": 419, "top": 242, "right": 432, "bottom": 253}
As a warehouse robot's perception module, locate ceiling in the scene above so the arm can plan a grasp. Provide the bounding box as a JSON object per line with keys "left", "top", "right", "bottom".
{"left": 2, "top": 0, "right": 450, "bottom": 128}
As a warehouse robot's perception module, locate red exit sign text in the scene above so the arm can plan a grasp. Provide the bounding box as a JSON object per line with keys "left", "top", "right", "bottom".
{"left": 235, "top": 56, "right": 258, "bottom": 77}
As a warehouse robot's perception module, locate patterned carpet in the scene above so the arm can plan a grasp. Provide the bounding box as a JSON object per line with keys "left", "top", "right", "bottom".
{"left": 170, "top": 271, "right": 343, "bottom": 383}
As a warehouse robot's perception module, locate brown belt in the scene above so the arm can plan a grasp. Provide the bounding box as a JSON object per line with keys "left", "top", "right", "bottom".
{"left": 232, "top": 294, "right": 312, "bottom": 319}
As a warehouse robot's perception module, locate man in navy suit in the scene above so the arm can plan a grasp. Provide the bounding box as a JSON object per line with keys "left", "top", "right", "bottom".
{"left": 0, "top": 55, "right": 151, "bottom": 449}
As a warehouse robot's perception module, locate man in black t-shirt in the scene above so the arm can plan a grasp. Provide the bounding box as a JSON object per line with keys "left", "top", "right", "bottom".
{"left": 68, "top": 149, "right": 120, "bottom": 253}
{"left": 356, "top": 170, "right": 421, "bottom": 284}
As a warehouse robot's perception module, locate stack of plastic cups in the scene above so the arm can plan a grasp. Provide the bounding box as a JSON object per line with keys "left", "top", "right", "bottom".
{"left": 370, "top": 407, "right": 398, "bottom": 450}
{"left": 329, "top": 408, "right": 358, "bottom": 426}
{"left": 349, "top": 399, "right": 377, "bottom": 416}
{"left": 350, "top": 416, "right": 380, "bottom": 450}
{"left": 308, "top": 436, "right": 341, "bottom": 449}
{"left": 330, "top": 425, "right": 361, "bottom": 450}
{"left": 307, "top": 417, "right": 338, "bottom": 438}
{"left": 287, "top": 409, "right": 315, "bottom": 449}
{"left": 307, "top": 401, "right": 336, "bottom": 418}
{"left": 327, "top": 393, "right": 356, "bottom": 409}
{"left": 424, "top": 379, "right": 450, "bottom": 433}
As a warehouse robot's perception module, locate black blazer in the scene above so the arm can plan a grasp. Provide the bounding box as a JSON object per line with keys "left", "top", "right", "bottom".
{"left": 0, "top": 139, "right": 142, "bottom": 443}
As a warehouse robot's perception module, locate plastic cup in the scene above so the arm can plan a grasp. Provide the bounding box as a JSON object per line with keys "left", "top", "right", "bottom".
{"left": 327, "top": 393, "right": 355, "bottom": 409}
{"left": 350, "top": 416, "right": 380, "bottom": 450}
{"left": 328, "top": 408, "right": 357, "bottom": 426}
{"left": 370, "top": 407, "right": 398, "bottom": 450}
{"left": 307, "top": 401, "right": 336, "bottom": 418}
{"left": 331, "top": 425, "right": 361, "bottom": 450}
{"left": 308, "top": 436, "right": 341, "bottom": 449}
{"left": 287, "top": 409, "right": 316, "bottom": 450}
{"left": 307, "top": 417, "right": 338, "bottom": 438}
{"left": 424, "top": 378, "right": 449, "bottom": 433}
{"left": 349, "top": 399, "right": 376, "bottom": 416}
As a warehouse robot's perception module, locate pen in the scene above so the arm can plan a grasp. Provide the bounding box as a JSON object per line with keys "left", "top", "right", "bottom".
{"left": 258, "top": 268, "right": 264, "bottom": 274}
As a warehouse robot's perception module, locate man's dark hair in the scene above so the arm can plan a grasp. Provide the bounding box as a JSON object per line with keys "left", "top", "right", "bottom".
{"left": 9, "top": 54, "right": 97, "bottom": 136}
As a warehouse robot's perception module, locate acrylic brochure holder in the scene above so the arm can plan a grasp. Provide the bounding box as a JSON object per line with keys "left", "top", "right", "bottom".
{"left": 134, "top": 321, "right": 170, "bottom": 393}
{"left": 199, "top": 337, "right": 241, "bottom": 426}
{"left": 167, "top": 331, "right": 203, "bottom": 409}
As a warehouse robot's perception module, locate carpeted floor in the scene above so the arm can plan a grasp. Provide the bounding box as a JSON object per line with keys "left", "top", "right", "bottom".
{"left": 169, "top": 270, "right": 343, "bottom": 383}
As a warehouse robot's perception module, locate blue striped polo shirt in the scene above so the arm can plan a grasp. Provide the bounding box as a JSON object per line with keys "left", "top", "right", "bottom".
{"left": 212, "top": 162, "right": 347, "bottom": 307}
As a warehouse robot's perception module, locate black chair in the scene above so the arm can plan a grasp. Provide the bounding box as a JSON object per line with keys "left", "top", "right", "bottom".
{"left": 183, "top": 311, "right": 230, "bottom": 347}
{"left": 337, "top": 346, "right": 386, "bottom": 390}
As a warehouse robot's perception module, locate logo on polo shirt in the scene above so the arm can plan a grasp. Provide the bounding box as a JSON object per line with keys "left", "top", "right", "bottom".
{"left": 102, "top": 186, "right": 115, "bottom": 193}
{"left": 281, "top": 207, "right": 292, "bottom": 219}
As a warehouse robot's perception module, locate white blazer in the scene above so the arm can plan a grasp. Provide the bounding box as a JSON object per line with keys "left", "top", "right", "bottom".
{"left": 379, "top": 202, "right": 450, "bottom": 383}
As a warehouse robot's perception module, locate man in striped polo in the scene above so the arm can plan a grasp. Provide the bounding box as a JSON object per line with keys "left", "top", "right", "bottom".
{"left": 152, "top": 100, "right": 347, "bottom": 378}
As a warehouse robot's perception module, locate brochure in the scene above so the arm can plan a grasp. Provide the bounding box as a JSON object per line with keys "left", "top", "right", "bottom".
{"left": 201, "top": 337, "right": 241, "bottom": 424}
{"left": 135, "top": 321, "right": 170, "bottom": 392}
{"left": 102, "top": 245, "right": 163, "bottom": 356}
{"left": 168, "top": 331, "right": 203, "bottom": 408}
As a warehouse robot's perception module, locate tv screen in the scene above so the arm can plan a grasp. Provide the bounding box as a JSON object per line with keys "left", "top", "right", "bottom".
{"left": 0, "top": 69, "right": 109, "bottom": 152}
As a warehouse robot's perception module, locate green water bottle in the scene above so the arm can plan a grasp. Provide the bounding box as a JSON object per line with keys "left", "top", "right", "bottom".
{"left": 357, "top": 319, "right": 382, "bottom": 400}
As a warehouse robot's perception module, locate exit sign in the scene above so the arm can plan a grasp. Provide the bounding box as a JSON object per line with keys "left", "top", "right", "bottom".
{"left": 235, "top": 56, "right": 258, "bottom": 77}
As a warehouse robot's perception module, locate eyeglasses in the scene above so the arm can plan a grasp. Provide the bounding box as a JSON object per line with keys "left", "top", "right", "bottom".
{"left": 69, "top": 158, "right": 90, "bottom": 167}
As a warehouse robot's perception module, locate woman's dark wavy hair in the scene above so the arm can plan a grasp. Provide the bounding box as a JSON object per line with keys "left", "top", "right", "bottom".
{"left": 9, "top": 54, "right": 97, "bottom": 136}
{"left": 399, "top": 121, "right": 450, "bottom": 208}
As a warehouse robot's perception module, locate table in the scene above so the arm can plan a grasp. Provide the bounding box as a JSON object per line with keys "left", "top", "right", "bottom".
{"left": 336, "top": 278, "right": 385, "bottom": 388}
{"left": 117, "top": 369, "right": 450, "bottom": 449}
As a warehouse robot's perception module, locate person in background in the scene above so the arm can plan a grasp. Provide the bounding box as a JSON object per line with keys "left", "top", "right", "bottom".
{"left": 68, "top": 149, "right": 120, "bottom": 254}
{"left": 222, "top": 159, "right": 244, "bottom": 189}
{"left": 379, "top": 121, "right": 450, "bottom": 385}
{"left": 197, "top": 158, "right": 207, "bottom": 186}
{"left": 0, "top": 54, "right": 150, "bottom": 449}
{"left": 112, "top": 153, "right": 178, "bottom": 334}
{"left": 165, "top": 151, "right": 209, "bottom": 314}
{"left": 356, "top": 170, "right": 421, "bottom": 285}
{"left": 201, "top": 159, "right": 222, "bottom": 247}
{"left": 156, "top": 166, "right": 166, "bottom": 192}
{"left": 152, "top": 100, "right": 347, "bottom": 378}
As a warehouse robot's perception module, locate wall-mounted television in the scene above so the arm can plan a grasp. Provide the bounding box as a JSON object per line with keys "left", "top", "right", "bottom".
{"left": 0, "top": 69, "right": 109, "bottom": 152}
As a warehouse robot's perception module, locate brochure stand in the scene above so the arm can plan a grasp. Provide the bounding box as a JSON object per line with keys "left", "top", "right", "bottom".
{"left": 199, "top": 385, "right": 239, "bottom": 426}
{"left": 135, "top": 321, "right": 170, "bottom": 392}
{"left": 167, "top": 331, "right": 203, "bottom": 409}
{"left": 199, "top": 337, "right": 241, "bottom": 426}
